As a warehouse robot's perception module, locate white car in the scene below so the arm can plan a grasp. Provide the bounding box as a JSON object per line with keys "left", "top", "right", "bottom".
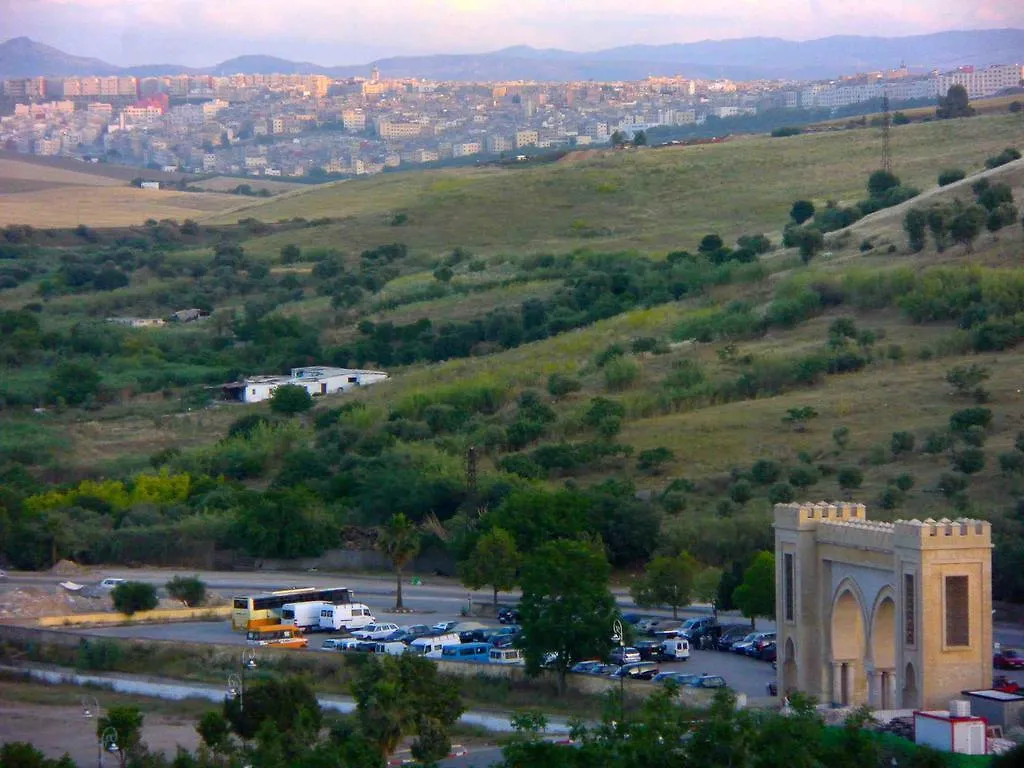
{"left": 99, "top": 578, "right": 126, "bottom": 590}
{"left": 352, "top": 623, "right": 400, "bottom": 640}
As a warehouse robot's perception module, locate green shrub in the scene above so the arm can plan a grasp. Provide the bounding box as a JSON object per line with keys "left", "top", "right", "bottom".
{"left": 788, "top": 465, "right": 820, "bottom": 489}
{"left": 750, "top": 459, "right": 782, "bottom": 485}
{"left": 837, "top": 466, "right": 863, "bottom": 491}
{"left": 890, "top": 431, "right": 915, "bottom": 455}
{"left": 999, "top": 452, "right": 1024, "bottom": 475}
{"left": 950, "top": 407, "right": 992, "bottom": 433}
{"left": 547, "top": 373, "right": 582, "bottom": 398}
{"left": 893, "top": 473, "right": 915, "bottom": 492}
{"left": 637, "top": 447, "right": 675, "bottom": 473}
{"left": 111, "top": 581, "right": 159, "bottom": 616}
{"left": 876, "top": 487, "right": 903, "bottom": 510}
{"left": 165, "top": 575, "right": 206, "bottom": 607}
{"left": 938, "top": 472, "right": 969, "bottom": 497}
{"left": 603, "top": 357, "right": 641, "bottom": 391}
{"left": 729, "top": 481, "right": 752, "bottom": 504}
{"left": 768, "top": 483, "right": 795, "bottom": 504}
{"left": 938, "top": 169, "right": 966, "bottom": 187}
{"left": 922, "top": 431, "right": 952, "bottom": 454}
{"left": 951, "top": 448, "right": 986, "bottom": 475}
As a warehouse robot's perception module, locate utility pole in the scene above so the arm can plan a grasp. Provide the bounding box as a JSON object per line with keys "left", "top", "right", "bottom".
{"left": 881, "top": 92, "right": 892, "bottom": 174}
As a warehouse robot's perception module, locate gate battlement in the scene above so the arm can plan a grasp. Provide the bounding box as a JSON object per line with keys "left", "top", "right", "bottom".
{"left": 817, "top": 519, "right": 895, "bottom": 552}
{"left": 893, "top": 518, "right": 991, "bottom": 549}
{"left": 774, "top": 501, "right": 992, "bottom": 711}
{"left": 775, "top": 501, "right": 867, "bottom": 529}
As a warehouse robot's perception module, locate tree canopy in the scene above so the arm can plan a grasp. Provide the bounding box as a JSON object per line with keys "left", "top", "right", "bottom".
{"left": 459, "top": 527, "right": 520, "bottom": 607}
{"left": 732, "top": 551, "right": 776, "bottom": 628}
{"left": 517, "top": 538, "right": 618, "bottom": 691}
{"left": 630, "top": 552, "right": 699, "bottom": 618}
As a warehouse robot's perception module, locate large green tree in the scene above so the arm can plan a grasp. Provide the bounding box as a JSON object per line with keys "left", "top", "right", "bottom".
{"left": 459, "top": 527, "right": 520, "bottom": 608}
{"left": 378, "top": 512, "right": 421, "bottom": 611}
{"left": 732, "top": 551, "right": 776, "bottom": 629}
{"left": 517, "top": 538, "right": 618, "bottom": 693}
{"left": 352, "top": 653, "right": 464, "bottom": 761}
{"left": 630, "top": 552, "right": 699, "bottom": 619}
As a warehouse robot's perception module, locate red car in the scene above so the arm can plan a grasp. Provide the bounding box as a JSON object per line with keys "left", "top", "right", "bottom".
{"left": 994, "top": 648, "right": 1024, "bottom": 670}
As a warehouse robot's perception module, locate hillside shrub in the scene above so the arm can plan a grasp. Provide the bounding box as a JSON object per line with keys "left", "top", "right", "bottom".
{"left": 985, "top": 148, "right": 1022, "bottom": 170}
{"left": 729, "top": 481, "right": 752, "bottom": 504}
{"left": 547, "top": 373, "right": 581, "bottom": 398}
{"left": 923, "top": 431, "right": 952, "bottom": 454}
{"left": 788, "top": 465, "right": 820, "bottom": 488}
{"left": 603, "top": 357, "right": 641, "bottom": 391}
{"left": 837, "top": 466, "right": 864, "bottom": 491}
{"left": 999, "top": 452, "right": 1024, "bottom": 475}
{"left": 950, "top": 407, "right": 992, "bottom": 433}
{"left": 952, "top": 448, "right": 986, "bottom": 475}
{"left": 768, "top": 483, "right": 795, "bottom": 504}
{"left": 894, "top": 473, "right": 915, "bottom": 492}
{"left": 938, "top": 169, "right": 966, "bottom": 187}
{"left": 750, "top": 459, "right": 782, "bottom": 485}
{"left": 938, "top": 473, "right": 969, "bottom": 497}
{"left": 891, "top": 431, "right": 915, "bottom": 456}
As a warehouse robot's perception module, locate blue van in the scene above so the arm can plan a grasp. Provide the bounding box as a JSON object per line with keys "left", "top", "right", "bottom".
{"left": 440, "top": 642, "right": 491, "bottom": 662}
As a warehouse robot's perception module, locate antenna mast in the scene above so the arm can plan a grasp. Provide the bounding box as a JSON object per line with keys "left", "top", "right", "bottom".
{"left": 881, "top": 91, "right": 892, "bottom": 173}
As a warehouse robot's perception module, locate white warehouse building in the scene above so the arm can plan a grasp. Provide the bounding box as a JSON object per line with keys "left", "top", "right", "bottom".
{"left": 223, "top": 366, "right": 389, "bottom": 404}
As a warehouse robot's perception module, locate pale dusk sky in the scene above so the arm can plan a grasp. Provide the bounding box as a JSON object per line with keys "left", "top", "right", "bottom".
{"left": 1, "top": 0, "right": 1022, "bottom": 65}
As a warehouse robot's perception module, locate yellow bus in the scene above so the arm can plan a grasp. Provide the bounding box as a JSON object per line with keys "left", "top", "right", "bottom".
{"left": 245, "top": 624, "right": 309, "bottom": 649}
{"left": 231, "top": 586, "right": 353, "bottom": 631}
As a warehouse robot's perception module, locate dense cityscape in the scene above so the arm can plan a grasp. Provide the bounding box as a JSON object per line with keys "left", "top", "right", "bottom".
{"left": 1, "top": 61, "right": 1021, "bottom": 178}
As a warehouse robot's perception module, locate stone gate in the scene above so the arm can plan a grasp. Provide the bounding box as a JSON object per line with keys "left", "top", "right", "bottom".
{"left": 774, "top": 502, "right": 992, "bottom": 710}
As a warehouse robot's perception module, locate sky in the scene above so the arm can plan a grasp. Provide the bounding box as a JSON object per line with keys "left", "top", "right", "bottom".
{"left": 2, "top": 0, "right": 1023, "bottom": 66}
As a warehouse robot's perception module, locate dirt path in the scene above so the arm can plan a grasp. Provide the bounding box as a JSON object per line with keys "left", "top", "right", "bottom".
{"left": 0, "top": 702, "right": 199, "bottom": 763}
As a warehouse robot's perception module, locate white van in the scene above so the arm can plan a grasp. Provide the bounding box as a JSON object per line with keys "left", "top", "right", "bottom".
{"left": 373, "top": 641, "right": 408, "bottom": 656}
{"left": 99, "top": 578, "right": 125, "bottom": 590}
{"left": 661, "top": 638, "right": 691, "bottom": 661}
{"left": 407, "top": 633, "right": 460, "bottom": 659}
{"left": 489, "top": 647, "right": 525, "bottom": 665}
{"left": 281, "top": 601, "right": 328, "bottom": 632}
{"left": 317, "top": 603, "right": 375, "bottom": 632}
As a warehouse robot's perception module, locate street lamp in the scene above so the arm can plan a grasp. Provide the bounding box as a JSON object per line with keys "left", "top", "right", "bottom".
{"left": 100, "top": 726, "right": 118, "bottom": 768}
{"left": 227, "top": 649, "right": 257, "bottom": 712}
{"left": 81, "top": 695, "right": 99, "bottom": 720}
{"left": 613, "top": 618, "right": 625, "bottom": 715}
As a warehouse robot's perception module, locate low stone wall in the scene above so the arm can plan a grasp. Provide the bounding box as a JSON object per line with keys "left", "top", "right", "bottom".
{"left": 36, "top": 607, "right": 231, "bottom": 628}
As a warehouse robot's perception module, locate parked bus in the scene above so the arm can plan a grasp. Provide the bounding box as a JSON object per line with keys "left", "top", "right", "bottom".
{"left": 245, "top": 624, "right": 309, "bottom": 649}
{"left": 440, "top": 642, "right": 490, "bottom": 662}
{"left": 231, "top": 587, "right": 353, "bottom": 630}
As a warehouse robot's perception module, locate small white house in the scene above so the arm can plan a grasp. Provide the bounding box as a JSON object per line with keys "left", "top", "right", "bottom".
{"left": 221, "top": 367, "right": 389, "bottom": 404}
{"left": 914, "top": 702, "right": 988, "bottom": 755}
{"left": 289, "top": 366, "right": 389, "bottom": 397}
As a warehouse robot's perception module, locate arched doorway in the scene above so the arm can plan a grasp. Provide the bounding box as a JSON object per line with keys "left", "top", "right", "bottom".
{"left": 903, "top": 662, "right": 919, "bottom": 709}
{"left": 870, "top": 597, "right": 896, "bottom": 709}
{"left": 831, "top": 588, "right": 867, "bottom": 705}
{"left": 782, "top": 638, "right": 798, "bottom": 695}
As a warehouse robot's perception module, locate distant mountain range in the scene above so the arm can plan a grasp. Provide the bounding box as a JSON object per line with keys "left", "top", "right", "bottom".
{"left": 2, "top": 30, "right": 1024, "bottom": 83}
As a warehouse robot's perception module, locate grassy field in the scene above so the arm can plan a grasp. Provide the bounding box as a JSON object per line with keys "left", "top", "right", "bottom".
{"left": 189, "top": 175, "right": 311, "bottom": 194}
{"left": 0, "top": 186, "right": 241, "bottom": 227}
{"left": 214, "top": 113, "right": 1024, "bottom": 260}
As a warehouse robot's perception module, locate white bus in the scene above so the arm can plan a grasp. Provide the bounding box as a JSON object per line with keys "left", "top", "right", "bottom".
{"left": 317, "top": 603, "right": 375, "bottom": 632}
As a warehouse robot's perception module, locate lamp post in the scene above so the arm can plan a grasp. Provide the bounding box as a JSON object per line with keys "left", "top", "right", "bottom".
{"left": 100, "top": 726, "right": 118, "bottom": 768}
{"left": 81, "top": 695, "right": 100, "bottom": 720}
{"left": 227, "top": 649, "right": 257, "bottom": 712}
{"left": 613, "top": 618, "right": 625, "bottom": 716}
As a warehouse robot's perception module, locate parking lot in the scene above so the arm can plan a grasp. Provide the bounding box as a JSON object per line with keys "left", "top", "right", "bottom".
{"left": 76, "top": 618, "right": 779, "bottom": 699}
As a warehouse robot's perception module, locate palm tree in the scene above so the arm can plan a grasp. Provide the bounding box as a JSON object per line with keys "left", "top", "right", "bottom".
{"left": 378, "top": 513, "right": 421, "bottom": 611}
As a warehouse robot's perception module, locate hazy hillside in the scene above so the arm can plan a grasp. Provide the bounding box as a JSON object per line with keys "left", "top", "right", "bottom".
{"left": 212, "top": 114, "right": 1024, "bottom": 259}
{"left": 3, "top": 29, "right": 1024, "bottom": 80}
